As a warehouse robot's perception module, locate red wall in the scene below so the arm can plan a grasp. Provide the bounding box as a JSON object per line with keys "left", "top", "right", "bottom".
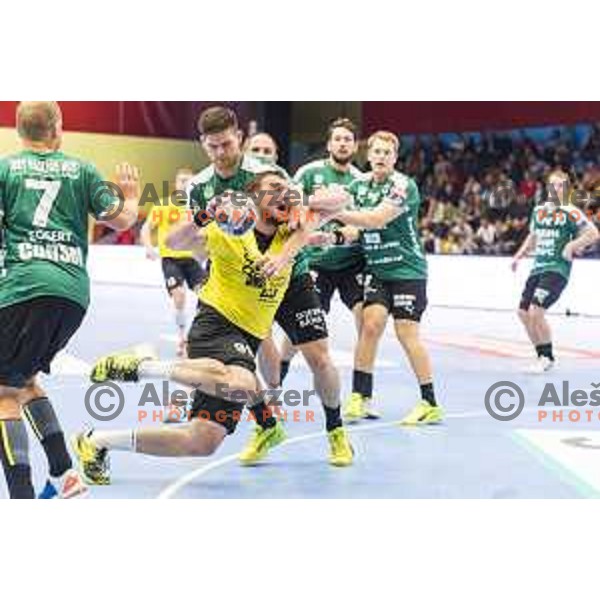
{"left": 0, "top": 101, "right": 249, "bottom": 139}
{"left": 362, "top": 102, "right": 600, "bottom": 135}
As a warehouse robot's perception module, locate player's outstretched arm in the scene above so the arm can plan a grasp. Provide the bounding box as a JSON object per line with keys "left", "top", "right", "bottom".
{"left": 140, "top": 211, "right": 159, "bottom": 260}
{"left": 166, "top": 220, "right": 208, "bottom": 261}
{"left": 511, "top": 232, "right": 536, "bottom": 271}
{"left": 563, "top": 223, "right": 600, "bottom": 261}
{"left": 101, "top": 164, "right": 142, "bottom": 231}
{"left": 335, "top": 202, "right": 400, "bottom": 229}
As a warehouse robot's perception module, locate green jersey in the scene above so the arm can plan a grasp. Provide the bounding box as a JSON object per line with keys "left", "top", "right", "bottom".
{"left": 349, "top": 171, "right": 427, "bottom": 281}
{"left": 0, "top": 150, "right": 118, "bottom": 310}
{"left": 187, "top": 155, "right": 310, "bottom": 279}
{"left": 530, "top": 202, "right": 594, "bottom": 280}
{"left": 294, "top": 159, "right": 364, "bottom": 271}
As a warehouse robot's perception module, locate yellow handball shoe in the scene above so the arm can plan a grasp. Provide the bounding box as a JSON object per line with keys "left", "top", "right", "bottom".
{"left": 239, "top": 421, "right": 287, "bottom": 465}
{"left": 400, "top": 400, "right": 444, "bottom": 426}
{"left": 343, "top": 393, "right": 367, "bottom": 422}
{"left": 328, "top": 427, "right": 354, "bottom": 467}
{"left": 90, "top": 344, "right": 157, "bottom": 383}
{"left": 343, "top": 393, "right": 380, "bottom": 422}
{"left": 71, "top": 430, "right": 111, "bottom": 485}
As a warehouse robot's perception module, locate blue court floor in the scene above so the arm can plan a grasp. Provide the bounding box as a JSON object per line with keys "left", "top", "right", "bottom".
{"left": 4, "top": 281, "right": 600, "bottom": 499}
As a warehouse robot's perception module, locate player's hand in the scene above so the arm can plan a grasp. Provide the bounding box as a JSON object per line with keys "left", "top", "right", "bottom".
{"left": 145, "top": 246, "right": 159, "bottom": 261}
{"left": 116, "top": 163, "right": 141, "bottom": 201}
{"left": 259, "top": 252, "right": 292, "bottom": 278}
{"left": 389, "top": 178, "right": 409, "bottom": 203}
{"left": 510, "top": 257, "right": 520, "bottom": 272}
{"left": 308, "top": 187, "right": 351, "bottom": 215}
{"left": 307, "top": 231, "right": 334, "bottom": 247}
{"left": 562, "top": 242, "right": 576, "bottom": 262}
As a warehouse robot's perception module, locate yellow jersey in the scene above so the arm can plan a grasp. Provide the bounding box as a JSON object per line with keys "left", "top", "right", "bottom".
{"left": 148, "top": 202, "right": 194, "bottom": 259}
{"left": 199, "top": 222, "right": 293, "bottom": 339}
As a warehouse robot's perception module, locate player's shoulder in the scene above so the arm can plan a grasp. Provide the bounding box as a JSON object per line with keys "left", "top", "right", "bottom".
{"left": 348, "top": 163, "right": 363, "bottom": 179}
{"left": 188, "top": 164, "right": 215, "bottom": 187}
{"left": 349, "top": 170, "right": 372, "bottom": 189}
{"left": 391, "top": 170, "right": 417, "bottom": 190}
{"left": 294, "top": 158, "right": 327, "bottom": 179}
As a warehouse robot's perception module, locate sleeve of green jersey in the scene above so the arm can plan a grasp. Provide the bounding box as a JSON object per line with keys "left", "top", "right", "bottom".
{"left": 387, "top": 176, "right": 419, "bottom": 211}
{"left": 406, "top": 178, "right": 421, "bottom": 209}
{"left": 186, "top": 180, "right": 203, "bottom": 211}
{"left": 86, "top": 164, "right": 120, "bottom": 219}
{"left": 292, "top": 165, "right": 311, "bottom": 193}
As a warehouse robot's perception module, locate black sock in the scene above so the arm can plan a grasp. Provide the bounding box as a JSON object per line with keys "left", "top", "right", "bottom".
{"left": 250, "top": 402, "right": 277, "bottom": 429}
{"left": 280, "top": 361, "right": 291, "bottom": 385}
{"left": 420, "top": 383, "right": 437, "bottom": 407}
{"left": 24, "top": 397, "right": 72, "bottom": 478}
{"left": 0, "top": 420, "right": 35, "bottom": 499}
{"left": 323, "top": 406, "right": 343, "bottom": 432}
{"left": 352, "top": 370, "right": 373, "bottom": 398}
{"left": 536, "top": 343, "right": 554, "bottom": 361}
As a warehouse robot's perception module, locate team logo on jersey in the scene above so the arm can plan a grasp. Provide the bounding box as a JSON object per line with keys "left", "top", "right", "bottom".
{"left": 363, "top": 232, "right": 381, "bottom": 245}
{"left": 356, "top": 185, "right": 369, "bottom": 199}
{"left": 314, "top": 174, "right": 324, "bottom": 186}
{"left": 233, "top": 342, "right": 254, "bottom": 357}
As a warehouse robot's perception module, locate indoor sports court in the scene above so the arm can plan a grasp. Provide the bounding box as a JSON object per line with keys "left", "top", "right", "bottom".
{"left": 28, "top": 251, "right": 600, "bottom": 499}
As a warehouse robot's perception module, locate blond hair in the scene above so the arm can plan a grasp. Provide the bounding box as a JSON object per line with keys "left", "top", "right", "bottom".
{"left": 17, "top": 101, "right": 62, "bottom": 141}
{"left": 367, "top": 130, "right": 399, "bottom": 154}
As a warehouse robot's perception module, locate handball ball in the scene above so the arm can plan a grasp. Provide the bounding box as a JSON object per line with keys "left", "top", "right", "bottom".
{"left": 213, "top": 194, "right": 258, "bottom": 237}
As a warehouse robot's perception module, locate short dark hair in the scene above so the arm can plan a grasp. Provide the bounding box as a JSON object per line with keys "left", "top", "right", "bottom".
{"left": 328, "top": 117, "right": 357, "bottom": 141}
{"left": 198, "top": 106, "right": 239, "bottom": 136}
{"left": 17, "top": 101, "right": 62, "bottom": 141}
{"left": 245, "top": 169, "right": 287, "bottom": 201}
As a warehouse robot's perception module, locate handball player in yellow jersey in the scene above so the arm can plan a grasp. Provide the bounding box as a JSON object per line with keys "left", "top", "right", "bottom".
{"left": 73, "top": 170, "right": 353, "bottom": 484}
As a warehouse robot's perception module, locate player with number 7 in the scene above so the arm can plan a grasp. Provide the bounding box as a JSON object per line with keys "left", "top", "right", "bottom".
{"left": 0, "top": 101, "right": 141, "bottom": 499}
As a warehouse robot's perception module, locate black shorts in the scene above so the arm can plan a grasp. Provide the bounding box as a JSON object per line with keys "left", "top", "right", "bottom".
{"left": 275, "top": 274, "right": 328, "bottom": 346}
{"left": 313, "top": 262, "right": 365, "bottom": 313}
{"left": 519, "top": 272, "right": 568, "bottom": 311}
{"left": 0, "top": 296, "right": 86, "bottom": 388}
{"left": 363, "top": 276, "right": 428, "bottom": 322}
{"left": 187, "top": 302, "right": 261, "bottom": 373}
{"left": 161, "top": 257, "right": 206, "bottom": 293}
{"left": 187, "top": 302, "right": 261, "bottom": 435}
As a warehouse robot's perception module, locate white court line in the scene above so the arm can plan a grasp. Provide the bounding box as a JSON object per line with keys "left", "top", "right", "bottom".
{"left": 157, "top": 408, "right": 537, "bottom": 499}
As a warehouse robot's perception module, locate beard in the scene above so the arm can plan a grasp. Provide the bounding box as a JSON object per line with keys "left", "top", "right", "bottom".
{"left": 331, "top": 152, "right": 353, "bottom": 166}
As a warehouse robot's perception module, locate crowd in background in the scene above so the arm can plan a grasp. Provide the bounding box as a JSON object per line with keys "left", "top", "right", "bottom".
{"left": 99, "top": 123, "right": 600, "bottom": 258}
{"left": 394, "top": 124, "right": 600, "bottom": 258}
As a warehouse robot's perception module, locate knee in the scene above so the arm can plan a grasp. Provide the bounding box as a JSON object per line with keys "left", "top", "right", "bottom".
{"left": 183, "top": 422, "right": 224, "bottom": 456}
{"left": 302, "top": 343, "right": 334, "bottom": 374}
{"left": 360, "top": 317, "right": 386, "bottom": 341}
{"left": 18, "top": 378, "right": 45, "bottom": 406}
{"left": 395, "top": 321, "right": 420, "bottom": 344}
{"left": 226, "top": 369, "right": 257, "bottom": 396}
{"left": 0, "top": 396, "right": 21, "bottom": 420}
{"left": 529, "top": 305, "right": 545, "bottom": 322}
{"left": 171, "top": 287, "right": 186, "bottom": 307}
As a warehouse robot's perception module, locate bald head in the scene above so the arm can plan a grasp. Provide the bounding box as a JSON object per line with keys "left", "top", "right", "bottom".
{"left": 17, "top": 101, "right": 63, "bottom": 145}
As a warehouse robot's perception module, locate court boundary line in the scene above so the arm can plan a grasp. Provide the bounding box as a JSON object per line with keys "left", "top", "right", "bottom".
{"left": 156, "top": 408, "right": 531, "bottom": 499}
